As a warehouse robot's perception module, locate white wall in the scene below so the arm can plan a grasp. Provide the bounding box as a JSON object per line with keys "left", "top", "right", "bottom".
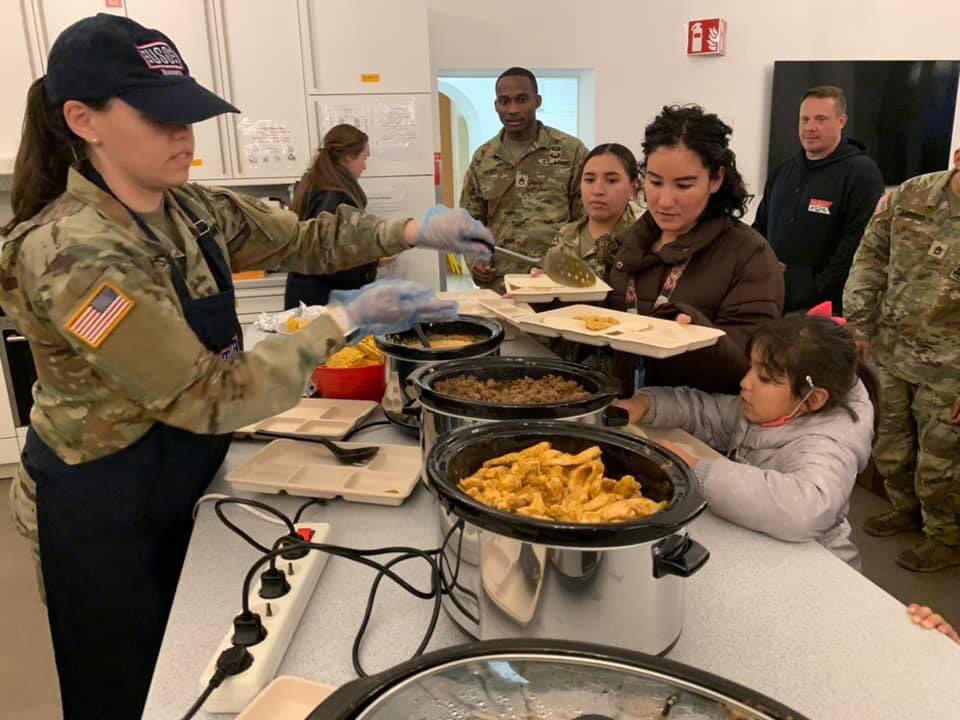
{"left": 428, "top": 0, "right": 960, "bottom": 220}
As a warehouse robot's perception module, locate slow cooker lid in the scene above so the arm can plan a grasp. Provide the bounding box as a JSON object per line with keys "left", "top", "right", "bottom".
{"left": 318, "top": 639, "right": 807, "bottom": 720}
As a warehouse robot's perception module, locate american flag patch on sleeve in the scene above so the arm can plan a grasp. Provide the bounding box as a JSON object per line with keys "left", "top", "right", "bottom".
{"left": 65, "top": 282, "right": 135, "bottom": 348}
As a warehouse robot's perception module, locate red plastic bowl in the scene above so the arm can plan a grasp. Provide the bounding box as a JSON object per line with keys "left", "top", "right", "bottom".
{"left": 311, "top": 363, "right": 386, "bottom": 402}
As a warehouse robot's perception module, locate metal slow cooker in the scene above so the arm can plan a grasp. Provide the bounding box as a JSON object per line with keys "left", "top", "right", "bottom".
{"left": 375, "top": 316, "right": 504, "bottom": 435}
{"left": 307, "top": 638, "right": 809, "bottom": 719}
{"left": 425, "top": 421, "right": 709, "bottom": 656}
{"left": 408, "top": 356, "right": 629, "bottom": 467}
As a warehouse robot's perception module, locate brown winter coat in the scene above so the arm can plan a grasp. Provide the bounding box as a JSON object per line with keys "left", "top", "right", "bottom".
{"left": 607, "top": 212, "right": 784, "bottom": 393}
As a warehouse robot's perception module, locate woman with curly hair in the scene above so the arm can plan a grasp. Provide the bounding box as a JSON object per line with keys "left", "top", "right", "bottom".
{"left": 608, "top": 105, "right": 784, "bottom": 394}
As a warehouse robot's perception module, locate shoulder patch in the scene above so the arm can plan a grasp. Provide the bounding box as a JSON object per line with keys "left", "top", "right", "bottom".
{"left": 65, "top": 281, "right": 135, "bottom": 348}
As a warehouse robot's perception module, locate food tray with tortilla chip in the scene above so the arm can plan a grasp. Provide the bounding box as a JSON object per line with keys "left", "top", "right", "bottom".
{"left": 515, "top": 304, "right": 725, "bottom": 359}
{"left": 503, "top": 274, "right": 612, "bottom": 303}
{"left": 233, "top": 398, "right": 377, "bottom": 441}
{"left": 225, "top": 439, "right": 421, "bottom": 506}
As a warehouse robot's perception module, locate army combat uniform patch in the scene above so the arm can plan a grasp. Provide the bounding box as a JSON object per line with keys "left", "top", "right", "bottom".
{"left": 65, "top": 281, "right": 135, "bottom": 348}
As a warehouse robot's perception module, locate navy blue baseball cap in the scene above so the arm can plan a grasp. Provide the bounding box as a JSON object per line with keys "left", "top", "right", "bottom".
{"left": 45, "top": 14, "right": 238, "bottom": 124}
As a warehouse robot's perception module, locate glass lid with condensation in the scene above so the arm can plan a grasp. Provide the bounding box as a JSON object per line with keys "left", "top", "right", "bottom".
{"left": 355, "top": 652, "right": 789, "bottom": 720}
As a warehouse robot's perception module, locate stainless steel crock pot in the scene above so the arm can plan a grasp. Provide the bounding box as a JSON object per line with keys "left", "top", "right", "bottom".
{"left": 375, "top": 316, "right": 504, "bottom": 435}
{"left": 307, "top": 638, "right": 809, "bottom": 719}
{"left": 425, "top": 421, "right": 708, "bottom": 656}
{"left": 408, "top": 356, "right": 629, "bottom": 465}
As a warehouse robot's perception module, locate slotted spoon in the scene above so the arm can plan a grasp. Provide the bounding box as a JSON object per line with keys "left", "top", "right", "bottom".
{"left": 493, "top": 245, "right": 597, "bottom": 288}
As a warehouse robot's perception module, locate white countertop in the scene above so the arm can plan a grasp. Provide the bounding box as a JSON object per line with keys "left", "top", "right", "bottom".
{"left": 141, "top": 335, "right": 960, "bottom": 720}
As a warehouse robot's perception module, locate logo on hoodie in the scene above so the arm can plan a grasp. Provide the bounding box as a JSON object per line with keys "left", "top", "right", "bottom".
{"left": 807, "top": 198, "right": 833, "bottom": 215}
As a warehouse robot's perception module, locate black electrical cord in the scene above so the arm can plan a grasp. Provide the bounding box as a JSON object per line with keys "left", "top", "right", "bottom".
{"left": 207, "top": 496, "right": 487, "bottom": 683}
{"left": 293, "top": 497, "right": 327, "bottom": 523}
{"left": 214, "top": 498, "right": 297, "bottom": 553}
{"left": 351, "top": 549, "right": 441, "bottom": 677}
{"left": 342, "top": 419, "right": 392, "bottom": 440}
{"left": 180, "top": 646, "right": 253, "bottom": 720}
{"left": 238, "top": 541, "right": 436, "bottom": 616}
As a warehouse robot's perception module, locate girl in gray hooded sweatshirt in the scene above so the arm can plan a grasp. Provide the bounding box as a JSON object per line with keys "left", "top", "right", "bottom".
{"left": 617, "top": 314, "right": 877, "bottom": 569}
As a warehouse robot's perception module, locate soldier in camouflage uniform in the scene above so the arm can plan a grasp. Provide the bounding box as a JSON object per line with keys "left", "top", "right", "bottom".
{"left": 460, "top": 67, "right": 588, "bottom": 292}
{"left": 0, "top": 16, "right": 489, "bottom": 720}
{"left": 544, "top": 143, "right": 640, "bottom": 367}
{"left": 844, "top": 148, "right": 960, "bottom": 573}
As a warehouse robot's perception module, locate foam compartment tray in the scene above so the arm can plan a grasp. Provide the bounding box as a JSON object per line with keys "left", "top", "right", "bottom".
{"left": 226, "top": 438, "right": 421, "bottom": 506}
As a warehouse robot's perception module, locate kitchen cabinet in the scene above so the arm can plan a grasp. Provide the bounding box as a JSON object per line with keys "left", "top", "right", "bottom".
{"left": 299, "top": 0, "right": 431, "bottom": 95}
{"left": 123, "top": 0, "right": 231, "bottom": 180}
{"left": 215, "top": 0, "right": 310, "bottom": 180}
{"left": 32, "top": 0, "right": 125, "bottom": 60}
{"left": 307, "top": 93, "right": 434, "bottom": 178}
{"left": 0, "top": 0, "right": 42, "bottom": 173}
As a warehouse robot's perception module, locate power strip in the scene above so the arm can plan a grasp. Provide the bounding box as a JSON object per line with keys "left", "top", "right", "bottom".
{"left": 198, "top": 522, "right": 332, "bottom": 714}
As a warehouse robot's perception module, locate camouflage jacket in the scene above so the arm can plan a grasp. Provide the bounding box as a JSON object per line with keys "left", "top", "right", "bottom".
{"left": 843, "top": 169, "right": 960, "bottom": 384}
{"left": 460, "top": 123, "right": 588, "bottom": 287}
{"left": 551, "top": 205, "right": 637, "bottom": 281}
{"left": 0, "top": 167, "right": 408, "bottom": 464}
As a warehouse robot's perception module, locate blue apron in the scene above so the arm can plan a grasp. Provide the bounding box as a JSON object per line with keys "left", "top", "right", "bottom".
{"left": 25, "top": 179, "right": 242, "bottom": 719}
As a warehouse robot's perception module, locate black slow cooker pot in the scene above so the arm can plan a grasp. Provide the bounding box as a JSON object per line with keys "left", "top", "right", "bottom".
{"left": 424, "top": 421, "right": 708, "bottom": 654}
{"left": 375, "top": 316, "right": 505, "bottom": 435}
{"left": 307, "top": 639, "right": 810, "bottom": 719}
{"left": 408, "top": 356, "right": 629, "bottom": 466}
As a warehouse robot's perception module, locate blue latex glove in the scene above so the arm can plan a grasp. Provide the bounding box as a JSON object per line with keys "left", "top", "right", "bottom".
{"left": 329, "top": 280, "right": 459, "bottom": 337}
{"left": 416, "top": 205, "right": 494, "bottom": 260}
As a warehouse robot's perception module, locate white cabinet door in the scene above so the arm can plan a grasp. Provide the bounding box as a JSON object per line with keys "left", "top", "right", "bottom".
{"left": 123, "top": 0, "right": 231, "bottom": 180}
{"left": 307, "top": 94, "right": 434, "bottom": 178}
{"left": 216, "top": 0, "right": 309, "bottom": 180}
{"left": 0, "top": 0, "right": 41, "bottom": 172}
{"left": 361, "top": 176, "right": 440, "bottom": 290}
{"left": 300, "top": 0, "right": 431, "bottom": 94}
{"left": 34, "top": 0, "right": 126, "bottom": 60}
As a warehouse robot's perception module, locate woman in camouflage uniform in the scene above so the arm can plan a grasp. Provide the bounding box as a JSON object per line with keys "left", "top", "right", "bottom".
{"left": 0, "top": 15, "right": 490, "bottom": 720}
{"left": 549, "top": 143, "right": 641, "bottom": 280}
{"left": 540, "top": 143, "right": 640, "bottom": 370}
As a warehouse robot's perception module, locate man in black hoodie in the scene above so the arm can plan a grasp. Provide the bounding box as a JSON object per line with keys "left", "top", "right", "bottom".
{"left": 754, "top": 86, "right": 884, "bottom": 313}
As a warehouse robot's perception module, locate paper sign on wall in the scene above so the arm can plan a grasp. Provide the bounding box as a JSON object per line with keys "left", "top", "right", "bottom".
{"left": 318, "top": 104, "right": 371, "bottom": 136}
{"left": 374, "top": 100, "right": 418, "bottom": 162}
{"left": 237, "top": 118, "right": 298, "bottom": 167}
{"left": 687, "top": 18, "right": 727, "bottom": 56}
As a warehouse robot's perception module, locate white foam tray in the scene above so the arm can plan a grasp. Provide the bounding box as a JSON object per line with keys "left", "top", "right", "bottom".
{"left": 234, "top": 398, "right": 378, "bottom": 441}
{"left": 514, "top": 304, "right": 725, "bottom": 359}
{"left": 226, "top": 438, "right": 421, "bottom": 506}
{"left": 438, "top": 290, "right": 533, "bottom": 339}
{"left": 503, "top": 274, "right": 612, "bottom": 303}
{"left": 236, "top": 676, "right": 336, "bottom": 720}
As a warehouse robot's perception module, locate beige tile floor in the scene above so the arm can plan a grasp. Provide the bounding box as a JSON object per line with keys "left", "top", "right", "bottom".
{"left": 1, "top": 479, "right": 957, "bottom": 720}
{"left": 0, "top": 477, "right": 61, "bottom": 720}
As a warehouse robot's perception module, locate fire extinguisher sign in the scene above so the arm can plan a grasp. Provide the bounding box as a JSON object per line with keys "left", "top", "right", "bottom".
{"left": 687, "top": 18, "right": 727, "bottom": 56}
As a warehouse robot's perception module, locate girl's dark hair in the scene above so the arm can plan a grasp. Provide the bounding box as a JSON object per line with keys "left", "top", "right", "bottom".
{"left": 584, "top": 143, "right": 640, "bottom": 183}
{"left": 747, "top": 314, "right": 879, "bottom": 431}
{"left": 290, "top": 124, "right": 369, "bottom": 218}
{"left": 2, "top": 78, "right": 106, "bottom": 236}
{"left": 640, "top": 104, "right": 751, "bottom": 222}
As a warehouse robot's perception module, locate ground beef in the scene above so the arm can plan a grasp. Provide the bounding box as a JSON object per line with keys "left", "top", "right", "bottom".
{"left": 433, "top": 374, "right": 590, "bottom": 404}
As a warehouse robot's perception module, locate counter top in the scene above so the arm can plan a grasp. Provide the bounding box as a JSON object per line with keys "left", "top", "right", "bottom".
{"left": 142, "top": 337, "right": 960, "bottom": 720}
